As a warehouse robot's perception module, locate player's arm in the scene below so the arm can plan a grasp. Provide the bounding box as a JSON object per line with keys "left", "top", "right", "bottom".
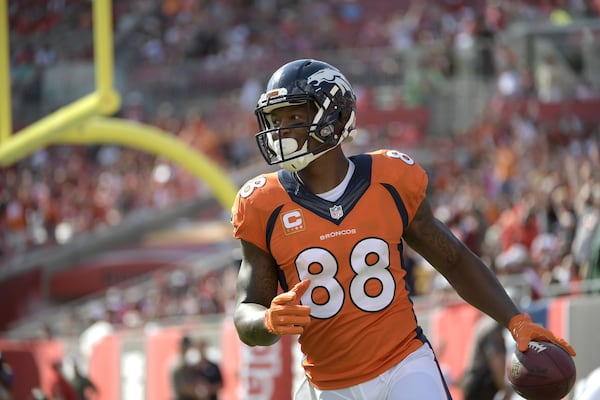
{"left": 404, "top": 199, "right": 575, "bottom": 355}
{"left": 234, "top": 239, "right": 281, "bottom": 346}
{"left": 234, "top": 239, "right": 312, "bottom": 346}
{"left": 403, "top": 198, "right": 520, "bottom": 327}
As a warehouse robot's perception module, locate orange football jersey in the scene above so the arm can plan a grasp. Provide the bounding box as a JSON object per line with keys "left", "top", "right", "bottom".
{"left": 232, "top": 150, "right": 429, "bottom": 390}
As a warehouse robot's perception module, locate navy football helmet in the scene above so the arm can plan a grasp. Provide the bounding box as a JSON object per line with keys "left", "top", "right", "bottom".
{"left": 255, "top": 59, "right": 357, "bottom": 171}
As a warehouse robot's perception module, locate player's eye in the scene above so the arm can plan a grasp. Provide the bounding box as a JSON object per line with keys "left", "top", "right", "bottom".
{"left": 266, "top": 114, "right": 281, "bottom": 128}
{"left": 284, "top": 113, "right": 308, "bottom": 127}
{"left": 291, "top": 114, "right": 306, "bottom": 122}
{"left": 271, "top": 114, "right": 306, "bottom": 128}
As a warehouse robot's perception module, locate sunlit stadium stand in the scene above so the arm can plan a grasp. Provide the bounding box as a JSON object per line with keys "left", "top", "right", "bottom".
{"left": 2, "top": 1, "right": 600, "bottom": 399}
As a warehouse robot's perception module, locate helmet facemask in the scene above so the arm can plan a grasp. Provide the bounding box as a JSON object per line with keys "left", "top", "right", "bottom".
{"left": 254, "top": 60, "right": 357, "bottom": 172}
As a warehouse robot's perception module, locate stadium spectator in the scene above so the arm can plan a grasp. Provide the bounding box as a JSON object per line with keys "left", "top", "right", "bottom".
{"left": 171, "top": 335, "right": 193, "bottom": 400}
{"left": 588, "top": 229, "right": 600, "bottom": 284}
{"left": 0, "top": 352, "right": 13, "bottom": 400}
{"left": 535, "top": 54, "right": 569, "bottom": 103}
{"left": 70, "top": 360, "right": 98, "bottom": 400}
{"left": 194, "top": 340, "right": 223, "bottom": 400}
{"left": 494, "top": 243, "right": 545, "bottom": 301}
{"left": 3, "top": 0, "right": 600, "bottom": 344}
{"left": 571, "top": 174, "right": 600, "bottom": 276}
{"left": 49, "top": 359, "right": 78, "bottom": 400}
{"left": 461, "top": 313, "right": 513, "bottom": 400}
{"left": 30, "top": 388, "right": 48, "bottom": 400}
{"left": 3, "top": 0, "right": 596, "bottom": 249}
{"left": 231, "top": 58, "right": 575, "bottom": 399}
{"left": 171, "top": 336, "right": 222, "bottom": 400}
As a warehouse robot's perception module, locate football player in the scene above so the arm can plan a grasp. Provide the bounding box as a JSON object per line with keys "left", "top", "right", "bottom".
{"left": 231, "top": 59, "right": 575, "bottom": 399}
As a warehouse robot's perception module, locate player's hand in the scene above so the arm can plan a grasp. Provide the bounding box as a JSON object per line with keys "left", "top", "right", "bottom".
{"left": 264, "top": 280, "right": 311, "bottom": 335}
{"left": 508, "top": 313, "right": 576, "bottom": 356}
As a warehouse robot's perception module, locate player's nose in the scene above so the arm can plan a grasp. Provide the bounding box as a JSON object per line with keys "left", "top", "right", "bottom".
{"left": 279, "top": 123, "right": 297, "bottom": 138}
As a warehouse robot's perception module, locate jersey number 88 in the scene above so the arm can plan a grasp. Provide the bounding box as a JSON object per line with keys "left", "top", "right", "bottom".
{"left": 296, "top": 237, "right": 396, "bottom": 319}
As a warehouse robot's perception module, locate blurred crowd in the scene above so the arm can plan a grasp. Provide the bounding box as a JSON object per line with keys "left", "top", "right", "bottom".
{"left": 408, "top": 98, "right": 600, "bottom": 304}
{"left": 3, "top": 0, "right": 600, "bottom": 334}
{"left": 32, "top": 261, "right": 239, "bottom": 340}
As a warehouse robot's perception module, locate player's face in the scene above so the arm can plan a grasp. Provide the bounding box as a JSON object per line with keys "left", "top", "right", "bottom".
{"left": 268, "top": 103, "right": 313, "bottom": 144}
{"left": 265, "top": 102, "right": 322, "bottom": 160}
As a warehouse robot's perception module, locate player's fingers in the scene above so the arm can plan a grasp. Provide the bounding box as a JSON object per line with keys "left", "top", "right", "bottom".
{"left": 531, "top": 332, "right": 554, "bottom": 343}
{"left": 272, "top": 280, "right": 311, "bottom": 306}
{"left": 530, "top": 327, "right": 561, "bottom": 345}
{"left": 265, "top": 307, "right": 310, "bottom": 335}
{"left": 288, "top": 305, "right": 311, "bottom": 316}
{"left": 291, "top": 279, "right": 311, "bottom": 298}
{"left": 269, "top": 314, "right": 311, "bottom": 327}
{"left": 274, "top": 325, "right": 305, "bottom": 335}
{"left": 517, "top": 340, "right": 528, "bottom": 353}
{"left": 271, "top": 291, "right": 296, "bottom": 305}
{"left": 285, "top": 280, "right": 311, "bottom": 306}
{"left": 554, "top": 338, "right": 576, "bottom": 357}
{"left": 527, "top": 329, "right": 576, "bottom": 357}
{"left": 270, "top": 305, "right": 311, "bottom": 319}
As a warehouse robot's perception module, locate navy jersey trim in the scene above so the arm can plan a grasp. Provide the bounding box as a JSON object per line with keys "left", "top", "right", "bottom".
{"left": 278, "top": 270, "right": 289, "bottom": 292}
{"left": 277, "top": 154, "right": 372, "bottom": 225}
{"left": 266, "top": 204, "right": 284, "bottom": 254}
{"left": 266, "top": 205, "right": 290, "bottom": 290}
{"left": 423, "top": 337, "right": 454, "bottom": 399}
{"left": 381, "top": 183, "right": 409, "bottom": 231}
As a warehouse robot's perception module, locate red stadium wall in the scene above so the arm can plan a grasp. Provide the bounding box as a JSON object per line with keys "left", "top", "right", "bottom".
{"left": 222, "top": 320, "right": 294, "bottom": 400}
{"left": 1, "top": 295, "right": 587, "bottom": 399}
{"left": 0, "top": 339, "right": 66, "bottom": 399}
{"left": 49, "top": 260, "right": 173, "bottom": 301}
{"left": 0, "top": 269, "right": 43, "bottom": 331}
{"left": 88, "top": 335, "right": 121, "bottom": 400}
{"left": 146, "top": 328, "right": 183, "bottom": 400}
{"left": 82, "top": 320, "right": 294, "bottom": 400}
{"left": 48, "top": 248, "right": 190, "bottom": 301}
{"left": 429, "top": 302, "right": 482, "bottom": 400}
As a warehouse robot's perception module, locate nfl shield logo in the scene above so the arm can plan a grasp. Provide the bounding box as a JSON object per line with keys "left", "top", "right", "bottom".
{"left": 329, "top": 205, "right": 343, "bottom": 219}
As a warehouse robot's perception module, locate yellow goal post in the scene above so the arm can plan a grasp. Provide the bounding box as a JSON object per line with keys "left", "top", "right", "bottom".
{"left": 0, "top": 0, "right": 237, "bottom": 210}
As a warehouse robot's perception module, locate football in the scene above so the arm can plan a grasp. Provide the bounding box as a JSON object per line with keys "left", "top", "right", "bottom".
{"left": 507, "top": 341, "right": 576, "bottom": 400}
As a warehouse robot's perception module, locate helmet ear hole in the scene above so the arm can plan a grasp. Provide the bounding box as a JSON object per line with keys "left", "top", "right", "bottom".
{"left": 319, "top": 125, "right": 334, "bottom": 138}
{"left": 316, "top": 109, "right": 339, "bottom": 139}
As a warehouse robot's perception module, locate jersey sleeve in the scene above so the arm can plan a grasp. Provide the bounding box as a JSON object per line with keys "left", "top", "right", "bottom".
{"left": 398, "top": 157, "right": 428, "bottom": 223}
{"left": 373, "top": 149, "right": 429, "bottom": 223}
{"left": 231, "top": 175, "right": 272, "bottom": 253}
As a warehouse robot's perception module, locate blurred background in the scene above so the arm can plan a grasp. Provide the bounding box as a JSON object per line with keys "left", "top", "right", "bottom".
{"left": 1, "top": 0, "right": 600, "bottom": 399}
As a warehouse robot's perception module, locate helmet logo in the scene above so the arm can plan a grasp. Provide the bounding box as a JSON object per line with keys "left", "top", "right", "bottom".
{"left": 307, "top": 69, "right": 352, "bottom": 94}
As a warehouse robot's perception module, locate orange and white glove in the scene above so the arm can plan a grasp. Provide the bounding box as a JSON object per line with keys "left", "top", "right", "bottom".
{"left": 508, "top": 313, "right": 576, "bottom": 356}
{"left": 264, "top": 280, "right": 311, "bottom": 335}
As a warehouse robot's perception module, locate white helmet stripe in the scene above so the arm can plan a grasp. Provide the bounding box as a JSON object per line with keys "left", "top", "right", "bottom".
{"left": 341, "top": 110, "right": 357, "bottom": 140}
